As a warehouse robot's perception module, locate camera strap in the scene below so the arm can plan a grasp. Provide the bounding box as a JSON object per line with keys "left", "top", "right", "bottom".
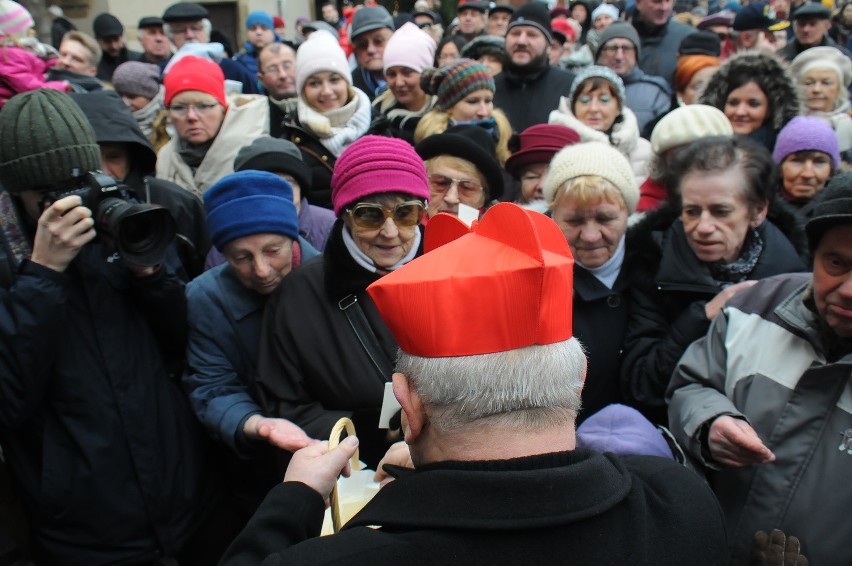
{"left": 338, "top": 294, "right": 393, "bottom": 383}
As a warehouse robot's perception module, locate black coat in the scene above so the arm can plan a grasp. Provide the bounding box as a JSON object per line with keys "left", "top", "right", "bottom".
{"left": 493, "top": 65, "right": 575, "bottom": 133}
{"left": 221, "top": 449, "right": 728, "bottom": 565}
{"left": 621, "top": 205, "right": 807, "bottom": 424}
{"left": 0, "top": 242, "right": 213, "bottom": 564}
{"left": 256, "top": 221, "right": 423, "bottom": 467}
{"left": 276, "top": 116, "right": 336, "bottom": 210}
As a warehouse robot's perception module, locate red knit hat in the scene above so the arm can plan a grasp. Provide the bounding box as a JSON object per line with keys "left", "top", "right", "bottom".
{"left": 367, "top": 203, "right": 574, "bottom": 357}
{"left": 163, "top": 56, "right": 227, "bottom": 109}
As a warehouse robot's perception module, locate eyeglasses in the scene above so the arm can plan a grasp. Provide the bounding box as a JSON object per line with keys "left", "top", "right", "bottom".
{"left": 345, "top": 200, "right": 426, "bottom": 230}
{"left": 167, "top": 102, "right": 220, "bottom": 117}
{"left": 600, "top": 44, "right": 636, "bottom": 54}
{"left": 428, "top": 174, "right": 484, "bottom": 199}
{"left": 353, "top": 35, "right": 389, "bottom": 51}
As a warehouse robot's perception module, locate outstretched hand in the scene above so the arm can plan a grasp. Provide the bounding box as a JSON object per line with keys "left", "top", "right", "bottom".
{"left": 244, "top": 415, "right": 316, "bottom": 452}
{"left": 708, "top": 416, "right": 775, "bottom": 467}
{"left": 284, "top": 436, "right": 359, "bottom": 500}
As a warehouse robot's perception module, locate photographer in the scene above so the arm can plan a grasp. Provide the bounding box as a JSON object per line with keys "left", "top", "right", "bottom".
{"left": 0, "top": 89, "right": 233, "bottom": 563}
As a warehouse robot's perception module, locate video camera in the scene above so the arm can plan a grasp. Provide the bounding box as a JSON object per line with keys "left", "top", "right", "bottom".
{"left": 43, "top": 172, "right": 177, "bottom": 267}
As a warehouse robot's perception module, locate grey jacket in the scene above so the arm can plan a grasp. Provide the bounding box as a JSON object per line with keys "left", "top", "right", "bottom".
{"left": 668, "top": 273, "right": 852, "bottom": 566}
{"left": 622, "top": 67, "right": 672, "bottom": 135}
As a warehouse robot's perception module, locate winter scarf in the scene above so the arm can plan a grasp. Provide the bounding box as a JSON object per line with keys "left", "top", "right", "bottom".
{"left": 297, "top": 87, "right": 372, "bottom": 157}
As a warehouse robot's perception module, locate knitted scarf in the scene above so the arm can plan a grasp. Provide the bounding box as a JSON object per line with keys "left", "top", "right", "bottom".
{"left": 297, "top": 87, "right": 372, "bottom": 157}
{"left": 708, "top": 228, "right": 764, "bottom": 285}
{"left": 132, "top": 88, "right": 164, "bottom": 139}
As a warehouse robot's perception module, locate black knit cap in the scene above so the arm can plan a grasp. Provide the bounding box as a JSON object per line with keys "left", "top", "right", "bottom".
{"left": 415, "top": 125, "right": 504, "bottom": 200}
{"left": 679, "top": 30, "right": 721, "bottom": 56}
{"left": 507, "top": 1, "right": 552, "bottom": 42}
{"left": 233, "top": 136, "right": 312, "bottom": 192}
{"left": 805, "top": 175, "right": 852, "bottom": 251}
{"left": 0, "top": 90, "right": 101, "bottom": 194}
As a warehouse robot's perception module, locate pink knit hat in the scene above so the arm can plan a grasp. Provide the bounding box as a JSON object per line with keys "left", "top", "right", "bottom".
{"left": 0, "top": 0, "right": 33, "bottom": 37}
{"left": 383, "top": 22, "right": 437, "bottom": 74}
{"left": 331, "top": 135, "right": 430, "bottom": 216}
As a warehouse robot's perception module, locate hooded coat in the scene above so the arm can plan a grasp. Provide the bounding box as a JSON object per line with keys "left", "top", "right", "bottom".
{"left": 699, "top": 53, "right": 800, "bottom": 152}
{"left": 70, "top": 91, "right": 211, "bottom": 279}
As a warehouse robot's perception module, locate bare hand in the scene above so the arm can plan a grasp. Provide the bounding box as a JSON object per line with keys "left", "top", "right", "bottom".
{"left": 30, "top": 195, "right": 96, "bottom": 273}
{"left": 705, "top": 280, "right": 758, "bottom": 320}
{"left": 245, "top": 415, "right": 316, "bottom": 452}
{"left": 708, "top": 416, "right": 775, "bottom": 467}
{"left": 284, "top": 436, "right": 359, "bottom": 500}
{"left": 124, "top": 262, "right": 161, "bottom": 278}
{"left": 373, "top": 441, "right": 413, "bottom": 486}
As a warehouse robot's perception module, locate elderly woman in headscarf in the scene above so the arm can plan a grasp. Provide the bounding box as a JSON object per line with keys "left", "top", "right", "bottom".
{"left": 156, "top": 55, "right": 269, "bottom": 197}
{"left": 789, "top": 46, "right": 852, "bottom": 156}
{"left": 369, "top": 23, "right": 437, "bottom": 144}
{"left": 255, "top": 136, "right": 430, "bottom": 468}
{"left": 549, "top": 65, "right": 652, "bottom": 186}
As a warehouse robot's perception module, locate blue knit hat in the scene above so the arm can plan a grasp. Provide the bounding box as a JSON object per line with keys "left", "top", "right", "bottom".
{"left": 246, "top": 10, "right": 274, "bottom": 30}
{"left": 204, "top": 171, "right": 299, "bottom": 250}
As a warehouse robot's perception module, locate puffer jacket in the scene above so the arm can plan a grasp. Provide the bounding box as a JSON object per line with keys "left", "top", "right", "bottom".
{"left": 668, "top": 273, "right": 852, "bottom": 566}
{"left": 620, "top": 204, "right": 806, "bottom": 424}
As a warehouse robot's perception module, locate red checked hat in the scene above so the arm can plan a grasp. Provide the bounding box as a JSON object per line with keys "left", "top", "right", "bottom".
{"left": 367, "top": 203, "right": 574, "bottom": 357}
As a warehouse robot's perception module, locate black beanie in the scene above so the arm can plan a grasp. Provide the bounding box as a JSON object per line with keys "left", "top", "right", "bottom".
{"left": 0, "top": 89, "right": 101, "bottom": 193}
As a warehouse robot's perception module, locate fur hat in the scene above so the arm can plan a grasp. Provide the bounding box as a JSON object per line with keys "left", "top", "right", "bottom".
{"left": 383, "top": 22, "right": 436, "bottom": 74}
{"left": 331, "top": 136, "right": 430, "bottom": 216}
{"left": 0, "top": 90, "right": 101, "bottom": 193}
{"left": 420, "top": 58, "right": 494, "bottom": 111}
{"left": 772, "top": 116, "right": 840, "bottom": 168}
{"left": 233, "top": 136, "right": 312, "bottom": 192}
{"left": 461, "top": 35, "right": 506, "bottom": 64}
{"left": 296, "top": 30, "right": 352, "bottom": 94}
{"left": 204, "top": 171, "right": 299, "bottom": 250}
{"left": 790, "top": 45, "right": 852, "bottom": 89}
{"left": 651, "top": 104, "right": 733, "bottom": 155}
{"left": 698, "top": 52, "right": 799, "bottom": 131}
{"left": 544, "top": 141, "right": 639, "bottom": 213}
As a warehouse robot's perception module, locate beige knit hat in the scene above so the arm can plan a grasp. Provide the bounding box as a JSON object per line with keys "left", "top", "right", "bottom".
{"left": 543, "top": 141, "right": 638, "bottom": 213}
{"left": 650, "top": 104, "right": 732, "bottom": 155}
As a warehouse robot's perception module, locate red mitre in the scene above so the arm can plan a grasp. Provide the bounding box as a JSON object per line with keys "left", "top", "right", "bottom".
{"left": 367, "top": 203, "right": 574, "bottom": 358}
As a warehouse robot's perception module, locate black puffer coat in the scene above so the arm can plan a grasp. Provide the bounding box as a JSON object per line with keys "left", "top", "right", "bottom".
{"left": 620, "top": 204, "right": 806, "bottom": 424}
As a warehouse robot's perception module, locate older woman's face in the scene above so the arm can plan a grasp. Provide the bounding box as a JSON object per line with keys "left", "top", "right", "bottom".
{"left": 437, "top": 41, "right": 460, "bottom": 67}
{"left": 449, "top": 88, "right": 494, "bottom": 122}
{"left": 573, "top": 82, "right": 619, "bottom": 132}
{"left": 426, "top": 158, "right": 487, "bottom": 217}
{"left": 680, "top": 167, "right": 767, "bottom": 264}
{"left": 802, "top": 68, "right": 841, "bottom": 113}
{"left": 344, "top": 194, "right": 421, "bottom": 270}
{"left": 552, "top": 192, "right": 628, "bottom": 268}
{"left": 303, "top": 71, "right": 348, "bottom": 112}
{"left": 724, "top": 81, "right": 768, "bottom": 135}
{"left": 782, "top": 150, "right": 833, "bottom": 200}
{"left": 679, "top": 66, "right": 716, "bottom": 105}
{"left": 168, "top": 90, "right": 225, "bottom": 145}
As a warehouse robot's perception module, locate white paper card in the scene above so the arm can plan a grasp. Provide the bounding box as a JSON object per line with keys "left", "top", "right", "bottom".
{"left": 378, "top": 382, "right": 401, "bottom": 429}
{"left": 458, "top": 203, "right": 479, "bottom": 226}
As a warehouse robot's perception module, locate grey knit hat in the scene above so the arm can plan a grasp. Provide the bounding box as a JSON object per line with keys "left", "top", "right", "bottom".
{"left": 0, "top": 89, "right": 101, "bottom": 193}
{"left": 569, "top": 65, "right": 627, "bottom": 109}
{"left": 595, "top": 21, "right": 641, "bottom": 61}
{"left": 233, "top": 136, "right": 312, "bottom": 192}
{"left": 112, "top": 61, "right": 161, "bottom": 100}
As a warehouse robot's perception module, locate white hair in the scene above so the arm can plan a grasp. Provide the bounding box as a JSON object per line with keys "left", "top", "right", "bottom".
{"left": 163, "top": 18, "right": 212, "bottom": 41}
{"left": 396, "top": 338, "right": 587, "bottom": 434}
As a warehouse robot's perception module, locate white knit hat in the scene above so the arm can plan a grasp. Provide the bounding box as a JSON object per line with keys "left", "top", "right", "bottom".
{"left": 296, "top": 30, "right": 352, "bottom": 94}
{"left": 0, "top": 0, "right": 33, "bottom": 37}
{"left": 790, "top": 45, "right": 852, "bottom": 88}
{"left": 383, "top": 22, "right": 436, "bottom": 74}
{"left": 544, "top": 141, "right": 638, "bottom": 213}
{"left": 650, "top": 104, "right": 732, "bottom": 155}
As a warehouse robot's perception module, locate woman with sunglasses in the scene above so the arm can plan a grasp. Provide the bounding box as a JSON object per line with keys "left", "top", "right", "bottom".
{"left": 415, "top": 124, "right": 505, "bottom": 219}
{"left": 255, "top": 136, "right": 430, "bottom": 469}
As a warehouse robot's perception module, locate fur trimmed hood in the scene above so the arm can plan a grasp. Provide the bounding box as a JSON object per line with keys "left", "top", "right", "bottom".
{"left": 699, "top": 52, "right": 799, "bottom": 131}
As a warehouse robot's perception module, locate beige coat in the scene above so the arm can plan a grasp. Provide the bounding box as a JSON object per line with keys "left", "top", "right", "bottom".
{"left": 157, "top": 94, "right": 270, "bottom": 198}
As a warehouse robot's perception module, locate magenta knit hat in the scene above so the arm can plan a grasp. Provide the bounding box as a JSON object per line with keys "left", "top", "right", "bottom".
{"left": 331, "top": 135, "right": 430, "bottom": 216}
{"left": 772, "top": 116, "right": 840, "bottom": 169}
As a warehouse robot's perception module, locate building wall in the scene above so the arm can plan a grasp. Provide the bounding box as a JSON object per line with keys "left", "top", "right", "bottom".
{"left": 56, "top": 0, "right": 312, "bottom": 50}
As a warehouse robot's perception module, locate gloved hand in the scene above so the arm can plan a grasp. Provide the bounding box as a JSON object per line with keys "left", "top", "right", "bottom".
{"left": 751, "top": 529, "right": 809, "bottom": 566}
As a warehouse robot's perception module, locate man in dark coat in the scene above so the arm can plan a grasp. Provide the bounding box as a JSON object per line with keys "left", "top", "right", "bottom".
{"left": 493, "top": 2, "right": 575, "bottom": 133}
{"left": 628, "top": 0, "right": 696, "bottom": 85}
{"left": 222, "top": 203, "right": 728, "bottom": 565}
{"left": 92, "top": 13, "right": 143, "bottom": 82}
{"left": 0, "top": 89, "right": 229, "bottom": 564}
{"left": 777, "top": 3, "right": 852, "bottom": 61}
{"left": 350, "top": 6, "right": 395, "bottom": 101}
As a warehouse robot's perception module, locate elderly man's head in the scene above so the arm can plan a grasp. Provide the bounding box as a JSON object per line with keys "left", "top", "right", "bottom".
{"left": 138, "top": 17, "right": 171, "bottom": 63}
{"left": 162, "top": 2, "right": 211, "bottom": 48}
{"left": 57, "top": 31, "right": 100, "bottom": 76}
{"left": 793, "top": 4, "right": 832, "bottom": 47}
{"left": 595, "top": 22, "right": 640, "bottom": 76}
{"left": 351, "top": 6, "right": 395, "bottom": 73}
{"left": 806, "top": 180, "right": 852, "bottom": 338}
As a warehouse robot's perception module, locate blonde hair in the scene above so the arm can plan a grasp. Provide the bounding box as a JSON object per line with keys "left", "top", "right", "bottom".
{"left": 413, "top": 108, "right": 513, "bottom": 166}
{"left": 61, "top": 30, "right": 101, "bottom": 68}
{"left": 548, "top": 175, "right": 627, "bottom": 211}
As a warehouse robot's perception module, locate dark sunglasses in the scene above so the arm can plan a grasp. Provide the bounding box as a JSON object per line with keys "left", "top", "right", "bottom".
{"left": 346, "top": 200, "right": 426, "bottom": 230}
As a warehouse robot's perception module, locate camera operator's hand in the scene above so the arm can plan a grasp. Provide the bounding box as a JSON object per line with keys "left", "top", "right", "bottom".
{"left": 31, "top": 196, "right": 96, "bottom": 273}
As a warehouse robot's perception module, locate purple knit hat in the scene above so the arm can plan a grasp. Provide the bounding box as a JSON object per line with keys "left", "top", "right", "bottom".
{"left": 420, "top": 58, "right": 495, "bottom": 112}
{"left": 331, "top": 135, "right": 430, "bottom": 216}
{"left": 773, "top": 116, "right": 841, "bottom": 169}
{"left": 576, "top": 404, "right": 675, "bottom": 459}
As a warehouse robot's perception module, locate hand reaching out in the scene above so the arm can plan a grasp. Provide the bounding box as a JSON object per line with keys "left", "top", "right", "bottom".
{"left": 244, "top": 415, "right": 317, "bottom": 452}
{"left": 708, "top": 416, "right": 775, "bottom": 467}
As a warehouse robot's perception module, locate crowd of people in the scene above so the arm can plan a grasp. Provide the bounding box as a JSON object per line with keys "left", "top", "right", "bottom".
{"left": 0, "top": 0, "right": 851, "bottom": 563}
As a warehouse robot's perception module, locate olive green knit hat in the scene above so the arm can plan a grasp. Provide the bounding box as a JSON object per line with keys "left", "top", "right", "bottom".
{"left": 0, "top": 89, "right": 101, "bottom": 193}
